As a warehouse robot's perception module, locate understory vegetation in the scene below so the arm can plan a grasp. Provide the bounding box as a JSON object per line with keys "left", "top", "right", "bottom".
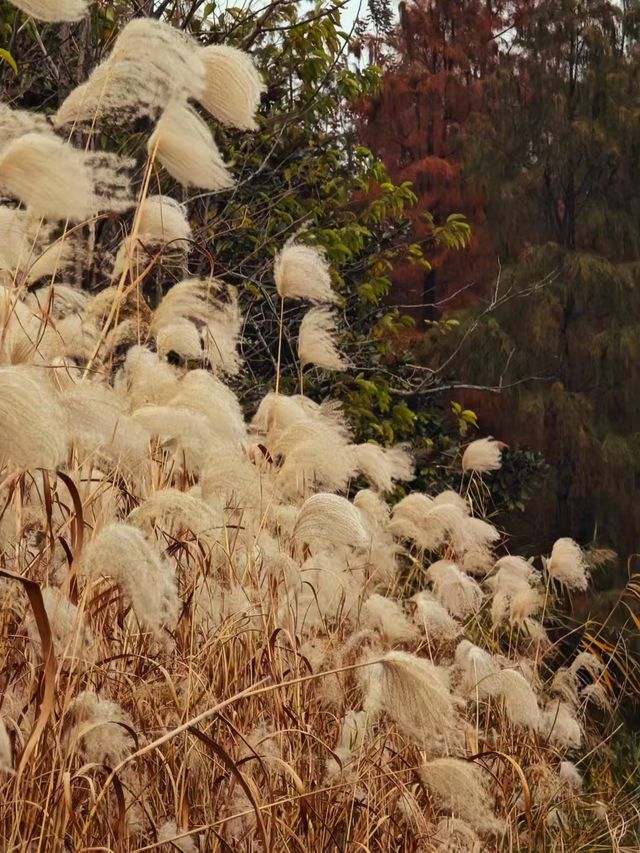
{"left": 0, "top": 1, "right": 638, "bottom": 851}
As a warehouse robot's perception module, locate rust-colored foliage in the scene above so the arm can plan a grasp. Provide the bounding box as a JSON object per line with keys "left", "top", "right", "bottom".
{"left": 356, "top": 0, "right": 507, "bottom": 321}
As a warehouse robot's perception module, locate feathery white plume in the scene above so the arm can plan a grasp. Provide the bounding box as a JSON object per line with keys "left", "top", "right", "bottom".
{"left": 198, "top": 45, "right": 265, "bottom": 129}
{"left": 481, "top": 669, "right": 541, "bottom": 729}
{"left": 0, "top": 133, "right": 132, "bottom": 221}
{"left": 0, "top": 717, "right": 11, "bottom": 774}
{"left": 131, "top": 405, "right": 214, "bottom": 473}
{"left": 389, "top": 492, "right": 433, "bottom": 542}
{"left": 28, "top": 586, "right": 92, "bottom": 661}
{"left": 128, "top": 488, "right": 218, "bottom": 541}
{"left": 455, "top": 640, "right": 500, "bottom": 692}
{"left": 0, "top": 367, "right": 67, "bottom": 469}
{"left": 157, "top": 820, "right": 198, "bottom": 853}
{"left": 364, "top": 650, "right": 460, "bottom": 749}
{"left": 8, "top": 0, "right": 90, "bottom": 23}
{"left": 170, "top": 369, "right": 246, "bottom": 445}
{"left": 0, "top": 104, "right": 52, "bottom": 153}
{"left": 293, "top": 493, "right": 369, "bottom": 549}
{"left": 354, "top": 442, "right": 414, "bottom": 492}
{"left": 55, "top": 19, "right": 205, "bottom": 125}
{"left": 270, "top": 414, "right": 357, "bottom": 499}
{"left": 393, "top": 499, "right": 466, "bottom": 552}
{"left": 63, "top": 382, "right": 150, "bottom": 471}
{"left": 541, "top": 700, "right": 582, "bottom": 749}
{"left": 149, "top": 102, "right": 234, "bottom": 191}
{"left": 274, "top": 242, "right": 336, "bottom": 303}
{"left": 66, "top": 691, "right": 135, "bottom": 765}
{"left": 298, "top": 307, "right": 345, "bottom": 371}
{"left": 361, "top": 594, "right": 419, "bottom": 644}
{"left": 420, "top": 758, "right": 501, "bottom": 834}
{"left": 156, "top": 319, "right": 203, "bottom": 362}
{"left": 426, "top": 560, "right": 484, "bottom": 618}
{"left": 139, "top": 195, "right": 191, "bottom": 245}
{"left": 412, "top": 591, "right": 461, "bottom": 641}
{"left": 79, "top": 522, "right": 178, "bottom": 636}
{"left": 461, "top": 437, "right": 504, "bottom": 473}
{"left": 0, "top": 134, "right": 93, "bottom": 221}
{"left": 0, "top": 207, "right": 75, "bottom": 284}
{"left": 559, "top": 761, "right": 583, "bottom": 791}
{"left": 546, "top": 538, "right": 589, "bottom": 591}
{"left": 152, "top": 277, "right": 221, "bottom": 333}
{"left": 203, "top": 287, "right": 243, "bottom": 375}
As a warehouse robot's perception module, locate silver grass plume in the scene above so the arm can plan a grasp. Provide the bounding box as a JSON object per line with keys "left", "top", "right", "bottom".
{"left": 170, "top": 369, "right": 247, "bottom": 446}
{"left": 546, "top": 538, "right": 589, "bottom": 591}
{"left": 0, "top": 207, "right": 75, "bottom": 285}
{"left": 157, "top": 821, "right": 198, "bottom": 853}
{"left": 128, "top": 488, "right": 218, "bottom": 541}
{"left": 0, "top": 133, "right": 133, "bottom": 221}
{"left": 62, "top": 383, "right": 150, "bottom": 472}
{"left": 198, "top": 45, "right": 265, "bottom": 129}
{"left": 156, "top": 319, "right": 203, "bottom": 362}
{"left": 9, "top": 1, "right": 91, "bottom": 22}
{"left": 152, "top": 278, "right": 222, "bottom": 332}
{"left": 420, "top": 758, "right": 502, "bottom": 834}
{"left": 27, "top": 586, "right": 92, "bottom": 661}
{"left": 412, "top": 591, "right": 462, "bottom": 642}
{"left": 79, "top": 522, "right": 179, "bottom": 636}
{"left": 65, "top": 691, "right": 135, "bottom": 766}
{"left": 0, "top": 367, "right": 67, "bottom": 469}
{"left": 293, "top": 493, "right": 369, "bottom": 549}
{"left": 149, "top": 102, "right": 234, "bottom": 191}
{"left": 55, "top": 19, "right": 205, "bottom": 125}
{"left": 461, "top": 436, "right": 504, "bottom": 473}
{"left": 112, "top": 195, "right": 192, "bottom": 277}
{"left": 298, "top": 307, "right": 346, "bottom": 370}
{"left": 138, "top": 195, "right": 191, "bottom": 247}
{"left": 364, "top": 650, "right": 461, "bottom": 750}
{"left": 426, "top": 560, "right": 484, "bottom": 618}
{"left": 0, "top": 103, "right": 52, "bottom": 152}
{"left": 353, "top": 442, "right": 414, "bottom": 492}
{"left": 203, "top": 287, "right": 243, "bottom": 375}
{"left": 541, "top": 700, "right": 582, "bottom": 748}
{"left": 361, "top": 594, "right": 419, "bottom": 644}
{"left": 0, "top": 717, "right": 11, "bottom": 773}
{"left": 131, "top": 405, "right": 214, "bottom": 474}
{"left": 274, "top": 241, "right": 336, "bottom": 302}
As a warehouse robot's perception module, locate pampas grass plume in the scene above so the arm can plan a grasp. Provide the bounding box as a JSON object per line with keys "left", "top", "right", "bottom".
{"left": 364, "top": 650, "right": 460, "bottom": 749}
{"left": 10, "top": 0, "right": 90, "bottom": 22}
{"left": 274, "top": 242, "right": 336, "bottom": 303}
{"left": 0, "top": 717, "right": 12, "bottom": 773}
{"left": 412, "top": 591, "right": 461, "bottom": 641}
{"left": 0, "top": 134, "right": 94, "bottom": 221}
{"left": 0, "top": 367, "right": 67, "bottom": 469}
{"left": 138, "top": 195, "right": 192, "bottom": 248}
{"left": 150, "top": 102, "right": 234, "bottom": 191}
{"left": 461, "top": 437, "right": 504, "bottom": 473}
{"left": 157, "top": 820, "right": 198, "bottom": 853}
{"left": 420, "top": 758, "right": 501, "bottom": 834}
{"left": 293, "top": 493, "right": 369, "bottom": 549}
{"left": 55, "top": 19, "right": 205, "bottom": 125}
{"left": 361, "top": 594, "right": 419, "bottom": 643}
{"left": 547, "top": 538, "right": 589, "bottom": 590}
{"left": 298, "top": 307, "right": 345, "bottom": 370}
{"left": 79, "top": 522, "right": 178, "bottom": 636}
{"left": 198, "top": 45, "right": 265, "bottom": 129}
{"left": 354, "top": 442, "right": 414, "bottom": 492}
{"left": 66, "top": 691, "right": 135, "bottom": 765}
{"left": 426, "top": 560, "right": 484, "bottom": 618}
